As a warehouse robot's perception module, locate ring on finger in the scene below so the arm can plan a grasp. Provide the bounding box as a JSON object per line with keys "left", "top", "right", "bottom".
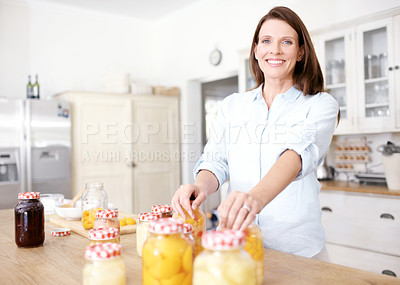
{"left": 242, "top": 205, "right": 251, "bottom": 212}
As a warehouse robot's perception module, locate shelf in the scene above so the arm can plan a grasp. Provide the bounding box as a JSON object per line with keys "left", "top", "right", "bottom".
{"left": 365, "top": 103, "right": 389, "bottom": 108}
{"left": 327, "top": 83, "right": 346, "bottom": 89}
{"left": 364, "top": 77, "right": 388, "bottom": 84}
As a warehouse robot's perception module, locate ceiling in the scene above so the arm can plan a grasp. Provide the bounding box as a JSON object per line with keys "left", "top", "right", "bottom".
{"left": 31, "top": 0, "right": 206, "bottom": 21}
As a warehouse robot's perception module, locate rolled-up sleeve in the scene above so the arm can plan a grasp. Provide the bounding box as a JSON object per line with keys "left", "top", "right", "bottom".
{"left": 282, "top": 93, "right": 338, "bottom": 180}
{"left": 193, "top": 103, "right": 230, "bottom": 189}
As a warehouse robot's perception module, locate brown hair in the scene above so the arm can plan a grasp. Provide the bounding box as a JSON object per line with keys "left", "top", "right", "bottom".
{"left": 249, "top": 6, "right": 324, "bottom": 95}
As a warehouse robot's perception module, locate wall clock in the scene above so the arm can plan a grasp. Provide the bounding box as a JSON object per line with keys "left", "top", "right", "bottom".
{"left": 209, "top": 48, "right": 222, "bottom": 66}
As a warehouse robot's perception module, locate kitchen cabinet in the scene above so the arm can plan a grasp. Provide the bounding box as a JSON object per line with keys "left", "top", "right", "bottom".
{"left": 55, "top": 92, "right": 181, "bottom": 214}
{"left": 320, "top": 190, "right": 400, "bottom": 277}
{"left": 238, "top": 48, "right": 257, "bottom": 93}
{"left": 315, "top": 9, "right": 400, "bottom": 134}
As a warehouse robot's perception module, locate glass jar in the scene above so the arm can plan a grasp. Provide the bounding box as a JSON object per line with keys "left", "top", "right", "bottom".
{"left": 14, "top": 192, "right": 45, "bottom": 248}
{"left": 136, "top": 212, "right": 161, "bottom": 257}
{"left": 88, "top": 228, "right": 120, "bottom": 246}
{"left": 152, "top": 204, "right": 173, "bottom": 218}
{"left": 243, "top": 222, "right": 264, "bottom": 285}
{"left": 83, "top": 242, "right": 126, "bottom": 285}
{"left": 94, "top": 209, "right": 120, "bottom": 240}
{"left": 81, "top": 182, "right": 108, "bottom": 230}
{"left": 365, "top": 54, "right": 378, "bottom": 79}
{"left": 379, "top": 52, "right": 388, "bottom": 77}
{"left": 193, "top": 230, "right": 256, "bottom": 285}
{"left": 142, "top": 218, "right": 193, "bottom": 285}
{"left": 172, "top": 202, "right": 206, "bottom": 257}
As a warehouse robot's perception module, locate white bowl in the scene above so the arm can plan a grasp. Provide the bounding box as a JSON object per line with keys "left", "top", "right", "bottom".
{"left": 55, "top": 205, "right": 82, "bottom": 220}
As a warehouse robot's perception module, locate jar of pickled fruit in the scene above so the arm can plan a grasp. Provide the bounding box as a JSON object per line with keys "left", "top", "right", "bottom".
{"left": 243, "top": 222, "right": 264, "bottom": 285}
{"left": 193, "top": 230, "right": 256, "bottom": 285}
{"left": 183, "top": 223, "right": 195, "bottom": 253}
{"left": 172, "top": 202, "right": 206, "bottom": 257}
{"left": 94, "top": 209, "right": 120, "bottom": 239}
{"left": 142, "top": 218, "right": 193, "bottom": 285}
{"left": 81, "top": 182, "right": 108, "bottom": 230}
{"left": 88, "top": 228, "right": 120, "bottom": 246}
{"left": 83, "top": 242, "right": 126, "bottom": 285}
{"left": 14, "top": 192, "right": 45, "bottom": 248}
{"left": 136, "top": 212, "right": 161, "bottom": 257}
{"left": 152, "top": 204, "right": 173, "bottom": 218}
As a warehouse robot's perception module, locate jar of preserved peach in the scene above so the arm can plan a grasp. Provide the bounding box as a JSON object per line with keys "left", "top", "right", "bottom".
{"left": 172, "top": 201, "right": 206, "bottom": 257}
{"left": 193, "top": 230, "right": 256, "bottom": 285}
{"left": 94, "top": 209, "right": 120, "bottom": 240}
{"left": 81, "top": 182, "right": 108, "bottom": 230}
{"left": 142, "top": 218, "right": 193, "bottom": 285}
{"left": 83, "top": 242, "right": 126, "bottom": 285}
{"left": 136, "top": 212, "right": 161, "bottom": 257}
{"left": 243, "top": 222, "right": 264, "bottom": 285}
{"left": 183, "top": 223, "right": 195, "bottom": 253}
{"left": 88, "top": 228, "right": 119, "bottom": 246}
{"left": 152, "top": 204, "right": 173, "bottom": 218}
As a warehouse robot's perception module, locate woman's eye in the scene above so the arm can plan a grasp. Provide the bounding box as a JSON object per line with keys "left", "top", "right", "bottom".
{"left": 283, "top": 40, "right": 292, "bottom": 45}
{"left": 262, "top": 39, "right": 270, "bottom": 44}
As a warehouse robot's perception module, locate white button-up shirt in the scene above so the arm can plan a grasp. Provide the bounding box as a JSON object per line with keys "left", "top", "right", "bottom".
{"left": 194, "top": 84, "right": 338, "bottom": 257}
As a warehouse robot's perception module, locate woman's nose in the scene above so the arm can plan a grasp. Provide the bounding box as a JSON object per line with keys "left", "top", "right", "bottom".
{"left": 269, "top": 42, "right": 282, "bottom": 54}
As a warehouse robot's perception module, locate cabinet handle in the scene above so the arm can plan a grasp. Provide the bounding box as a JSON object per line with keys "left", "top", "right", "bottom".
{"left": 321, "top": 207, "right": 332, "bottom": 212}
{"left": 127, "top": 162, "right": 137, "bottom": 168}
{"left": 380, "top": 213, "right": 394, "bottom": 220}
{"left": 382, "top": 270, "right": 397, "bottom": 277}
{"left": 389, "top": 66, "right": 393, "bottom": 71}
{"left": 395, "top": 65, "right": 399, "bottom": 70}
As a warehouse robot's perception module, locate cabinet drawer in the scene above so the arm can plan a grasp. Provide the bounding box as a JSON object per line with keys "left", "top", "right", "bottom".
{"left": 326, "top": 243, "right": 400, "bottom": 278}
{"left": 320, "top": 191, "right": 400, "bottom": 256}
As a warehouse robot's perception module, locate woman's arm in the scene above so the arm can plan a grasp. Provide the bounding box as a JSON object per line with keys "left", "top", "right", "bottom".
{"left": 171, "top": 170, "right": 219, "bottom": 219}
{"left": 218, "top": 149, "right": 301, "bottom": 230}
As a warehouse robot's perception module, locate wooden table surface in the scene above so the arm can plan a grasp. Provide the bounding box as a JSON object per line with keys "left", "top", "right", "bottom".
{"left": 1, "top": 209, "right": 399, "bottom": 285}
{"left": 320, "top": 180, "right": 400, "bottom": 196}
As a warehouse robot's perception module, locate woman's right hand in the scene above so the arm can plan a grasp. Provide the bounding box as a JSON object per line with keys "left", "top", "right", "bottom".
{"left": 171, "top": 184, "right": 207, "bottom": 219}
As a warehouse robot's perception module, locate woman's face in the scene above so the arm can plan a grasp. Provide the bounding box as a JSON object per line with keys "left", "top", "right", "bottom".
{"left": 254, "top": 19, "right": 304, "bottom": 83}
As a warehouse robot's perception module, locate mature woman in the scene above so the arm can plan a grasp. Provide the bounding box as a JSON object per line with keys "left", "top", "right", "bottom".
{"left": 172, "top": 6, "right": 338, "bottom": 258}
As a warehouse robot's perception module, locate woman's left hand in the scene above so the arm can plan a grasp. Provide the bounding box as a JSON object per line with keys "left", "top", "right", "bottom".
{"left": 217, "top": 191, "right": 262, "bottom": 231}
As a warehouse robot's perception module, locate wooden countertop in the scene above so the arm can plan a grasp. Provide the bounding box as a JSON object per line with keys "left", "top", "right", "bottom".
{"left": 1, "top": 209, "right": 399, "bottom": 284}
{"left": 320, "top": 180, "right": 400, "bottom": 196}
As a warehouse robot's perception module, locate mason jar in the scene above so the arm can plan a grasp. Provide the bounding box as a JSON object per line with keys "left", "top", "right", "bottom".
{"left": 83, "top": 242, "right": 126, "bottom": 285}
{"left": 193, "top": 230, "right": 256, "bottom": 285}
{"left": 136, "top": 212, "right": 161, "bottom": 257}
{"left": 142, "top": 218, "right": 193, "bottom": 285}
{"left": 94, "top": 209, "right": 120, "bottom": 240}
{"left": 88, "top": 227, "right": 120, "bottom": 246}
{"left": 14, "top": 192, "right": 45, "bottom": 248}
{"left": 81, "top": 182, "right": 108, "bottom": 230}
{"left": 152, "top": 204, "right": 173, "bottom": 218}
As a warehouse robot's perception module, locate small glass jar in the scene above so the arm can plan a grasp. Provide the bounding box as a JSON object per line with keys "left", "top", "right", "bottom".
{"left": 136, "top": 212, "right": 161, "bottom": 257}
{"left": 142, "top": 218, "right": 193, "bottom": 285}
{"left": 88, "top": 228, "right": 120, "bottom": 246}
{"left": 172, "top": 202, "right": 206, "bottom": 257}
{"left": 94, "top": 209, "right": 120, "bottom": 240}
{"left": 152, "top": 204, "right": 173, "bottom": 218}
{"left": 83, "top": 242, "right": 126, "bottom": 285}
{"left": 193, "top": 230, "right": 256, "bottom": 285}
{"left": 14, "top": 192, "right": 45, "bottom": 248}
{"left": 81, "top": 182, "right": 108, "bottom": 230}
{"left": 243, "top": 222, "right": 264, "bottom": 285}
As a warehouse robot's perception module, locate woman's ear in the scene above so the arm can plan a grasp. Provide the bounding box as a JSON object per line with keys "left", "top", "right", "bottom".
{"left": 297, "top": 46, "right": 305, "bottom": 61}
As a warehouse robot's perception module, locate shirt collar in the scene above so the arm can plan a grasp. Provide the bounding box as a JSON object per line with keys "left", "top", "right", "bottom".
{"left": 253, "top": 84, "right": 303, "bottom": 103}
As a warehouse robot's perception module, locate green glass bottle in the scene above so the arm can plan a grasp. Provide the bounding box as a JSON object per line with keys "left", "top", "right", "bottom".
{"left": 33, "top": 74, "right": 40, "bottom": 99}
{"left": 26, "top": 75, "right": 33, "bottom": 99}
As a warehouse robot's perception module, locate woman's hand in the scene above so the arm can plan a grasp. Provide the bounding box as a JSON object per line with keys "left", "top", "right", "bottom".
{"left": 171, "top": 184, "right": 207, "bottom": 219}
{"left": 217, "top": 191, "right": 262, "bottom": 231}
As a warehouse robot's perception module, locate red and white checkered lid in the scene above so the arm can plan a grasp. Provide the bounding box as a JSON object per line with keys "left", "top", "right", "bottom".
{"left": 88, "top": 227, "right": 119, "bottom": 240}
{"left": 51, "top": 228, "right": 71, "bottom": 237}
{"left": 202, "top": 230, "right": 245, "bottom": 250}
{"left": 18, "top": 192, "right": 40, "bottom": 199}
{"left": 151, "top": 204, "right": 172, "bottom": 214}
{"left": 85, "top": 242, "right": 122, "bottom": 260}
{"left": 138, "top": 212, "right": 161, "bottom": 222}
{"left": 149, "top": 218, "right": 184, "bottom": 234}
{"left": 183, "top": 223, "right": 193, "bottom": 234}
{"left": 95, "top": 209, "right": 119, "bottom": 219}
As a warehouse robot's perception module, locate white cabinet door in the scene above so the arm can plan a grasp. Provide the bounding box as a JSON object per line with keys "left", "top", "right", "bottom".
{"left": 356, "top": 18, "right": 396, "bottom": 131}
{"left": 394, "top": 15, "right": 400, "bottom": 129}
{"left": 318, "top": 29, "right": 356, "bottom": 133}
{"left": 130, "top": 96, "right": 181, "bottom": 214}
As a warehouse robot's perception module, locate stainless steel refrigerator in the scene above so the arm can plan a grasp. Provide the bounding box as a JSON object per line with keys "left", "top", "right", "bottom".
{"left": 0, "top": 98, "right": 71, "bottom": 209}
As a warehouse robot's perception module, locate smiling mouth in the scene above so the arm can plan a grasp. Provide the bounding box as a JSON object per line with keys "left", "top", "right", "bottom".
{"left": 266, "top": 59, "right": 285, "bottom": 64}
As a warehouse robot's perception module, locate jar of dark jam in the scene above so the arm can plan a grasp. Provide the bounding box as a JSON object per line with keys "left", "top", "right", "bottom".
{"left": 14, "top": 192, "right": 45, "bottom": 248}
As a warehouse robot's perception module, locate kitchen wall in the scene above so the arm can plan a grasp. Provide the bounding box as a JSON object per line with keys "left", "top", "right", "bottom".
{"left": 1, "top": 0, "right": 399, "bottom": 184}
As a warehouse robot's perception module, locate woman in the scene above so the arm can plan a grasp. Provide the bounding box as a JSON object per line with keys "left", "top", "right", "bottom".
{"left": 172, "top": 6, "right": 338, "bottom": 258}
